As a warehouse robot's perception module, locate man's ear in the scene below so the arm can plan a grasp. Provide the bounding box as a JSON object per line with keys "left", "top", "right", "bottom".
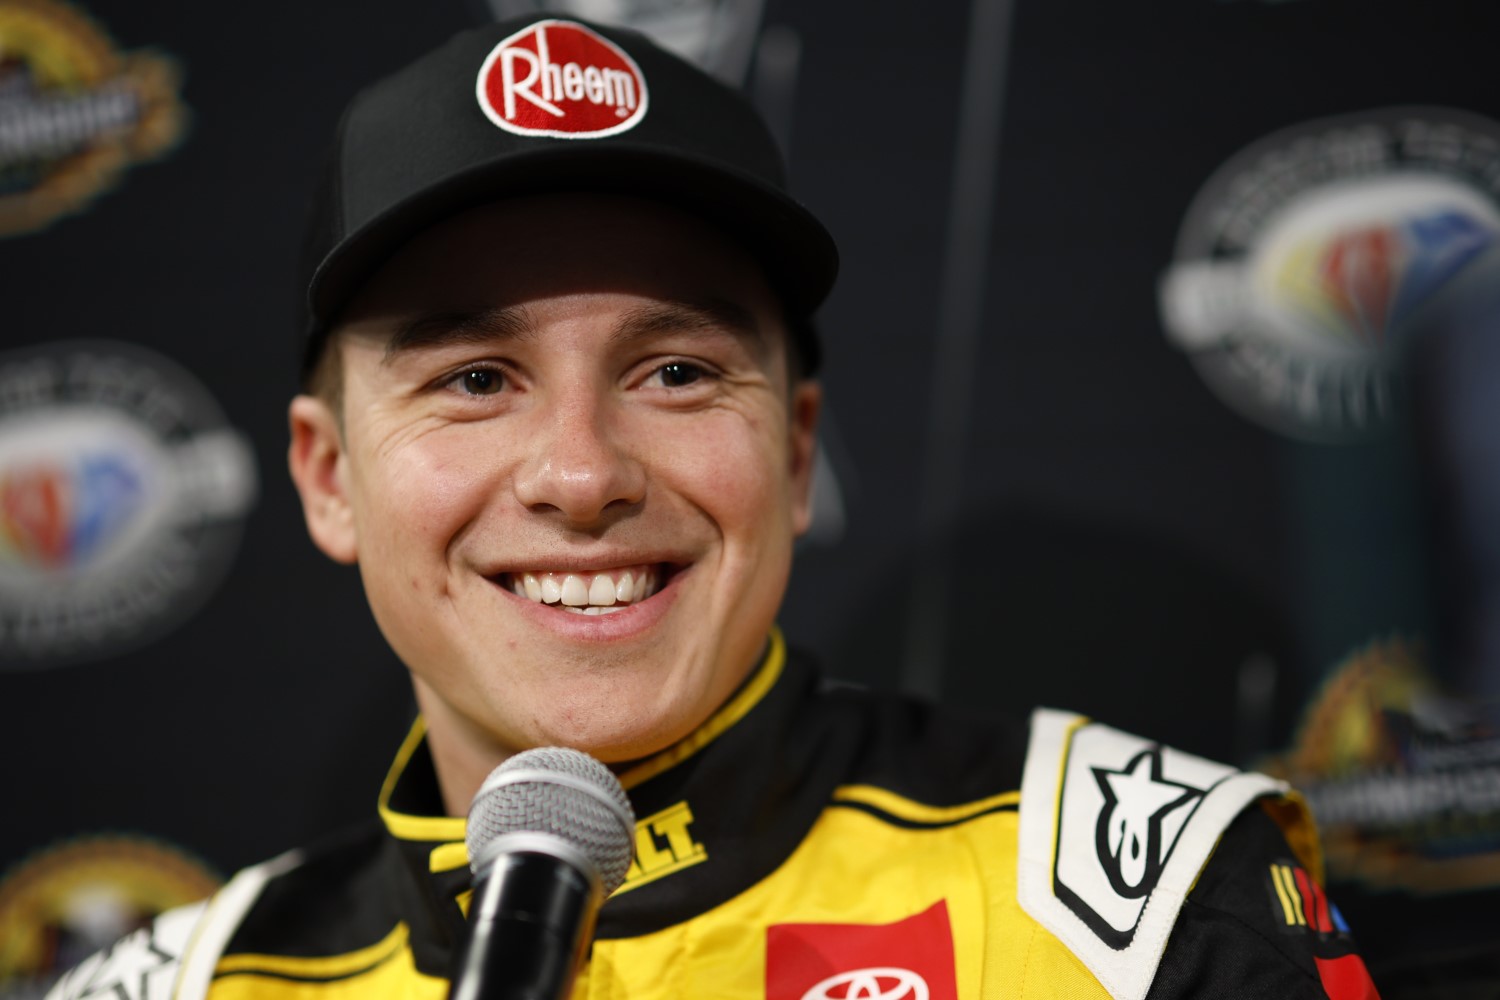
{"left": 287, "top": 394, "right": 358, "bottom": 564}
{"left": 788, "top": 380, "right": 823, "bottom": 537}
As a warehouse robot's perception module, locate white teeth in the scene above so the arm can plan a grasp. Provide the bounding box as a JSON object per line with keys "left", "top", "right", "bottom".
{"left": 588, "top": 574, "right": 616, "bottom": 606}
{"left": 505, "top": 565, "right": 664, "bottom": 609}
{"left": 560, "top": 575, "right": 590, "bottom": 606}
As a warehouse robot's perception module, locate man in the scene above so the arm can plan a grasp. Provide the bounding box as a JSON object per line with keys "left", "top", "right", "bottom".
{"left": 49, "top": 14, "right": 1379, "bottom": 1000}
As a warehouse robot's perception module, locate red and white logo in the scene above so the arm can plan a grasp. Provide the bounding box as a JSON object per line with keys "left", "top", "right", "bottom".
{"left": 476, "top": 20, "right": 648, "bottom": 139}
{"left": 766, "top": 902, "right": 958, "bottom": 1000}
{"left": 798, "top": 968, "right": 929, "bottom": 1000}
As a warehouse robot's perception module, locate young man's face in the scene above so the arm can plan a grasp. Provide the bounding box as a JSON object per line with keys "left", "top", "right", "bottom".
{"left": 289, "top": 195, "right": 820, "bottom": 801}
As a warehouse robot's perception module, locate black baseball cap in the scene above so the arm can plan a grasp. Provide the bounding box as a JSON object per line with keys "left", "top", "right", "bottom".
{"left": 299, "top": 14, "right": 838, "bottom": 380}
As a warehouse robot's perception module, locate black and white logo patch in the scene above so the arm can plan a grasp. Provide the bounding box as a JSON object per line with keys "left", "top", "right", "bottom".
{"left": 1092, "top": 747, "right": 1203, "bottom": 900}
{"left": 44, "top": 900, "right": 206, "bottom": 1000}
{"left": 1018, "top": 709, "right": 1287, "bottom": 1000}
{"left": 1052, "top": 724, "right": 1233, "bottom": 948}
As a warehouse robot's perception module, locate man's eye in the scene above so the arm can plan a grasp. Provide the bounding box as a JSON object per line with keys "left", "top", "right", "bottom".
{"left": 656, "top": 362, "right": 704, "bottom": 388}
{"left": 457, "top": 368, "right": 504, "bottom": 395}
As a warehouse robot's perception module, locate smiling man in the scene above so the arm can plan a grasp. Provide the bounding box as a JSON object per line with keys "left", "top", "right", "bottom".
{"left": 48, "top": 14, "right": 1380, "bottom": 1000}
{"left": 291, "top": 193, "right": 819, "bottom": 813}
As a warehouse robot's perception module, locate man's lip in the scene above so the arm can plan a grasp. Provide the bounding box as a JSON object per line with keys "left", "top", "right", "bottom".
{"left": 489, "top": 561, "right": 685, "bottom": 582}
{"left": 481, "top": 553, "right": 690, "bottom": 576}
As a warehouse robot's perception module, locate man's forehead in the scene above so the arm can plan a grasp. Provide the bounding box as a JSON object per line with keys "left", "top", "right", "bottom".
{"left": 374, "top": 297, "right": 768, "bottom": 364}
{"left": 336, "top": 194, "right": 786, "bottom": 332}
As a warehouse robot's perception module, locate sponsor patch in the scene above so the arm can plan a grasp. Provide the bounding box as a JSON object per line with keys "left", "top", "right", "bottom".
{"left": 1265, "top": 863, "right": 1380, "bottom": 1000}
{"left": 1017, "top": 709, "right": 1286, "bottom": 999}
{"left": 766, "top": 901, "right": 957, "bottom": 1000}
{"left": 476, "top": 19, "right": 648, "bottom": 139}
{"left": 0, "top": 835, "right": 219, "bottom": 999}
{"left": 1159, "top": 107, "right": 1500, "bottom": 442}
{"left": 616, "top": 800, "right": 708, "bottom": 894}
{"left": 0, "top": 340, "right": 257, "bottom": 667}
{"left": 0, "top": 0, "right": 188, "bottom": 238}
{"left": 1267, "top": 862, "right": 1348, "bottom": 933}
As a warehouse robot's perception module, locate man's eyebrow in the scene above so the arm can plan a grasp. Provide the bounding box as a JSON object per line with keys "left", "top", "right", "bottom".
{"left": 611, "top": 299, "right": 764, "bottom": 347}
{"left": 381, "top": 306, "right": 539, "bottom": 362}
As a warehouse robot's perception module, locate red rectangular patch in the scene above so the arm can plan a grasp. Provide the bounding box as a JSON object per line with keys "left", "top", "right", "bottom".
{"left": 765, "top": 900, "right": 958, "bottom": 1000}
{"left": 1315, "top": 955, "right": 1382, "bottom": 1000}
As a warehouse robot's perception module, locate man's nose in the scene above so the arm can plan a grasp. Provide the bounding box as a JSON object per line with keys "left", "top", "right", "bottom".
{"left": 512, "top": 394, "right": 646, "bottom": 525}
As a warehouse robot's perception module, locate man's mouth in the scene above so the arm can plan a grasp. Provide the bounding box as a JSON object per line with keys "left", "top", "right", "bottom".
{"left": 500, "top": 564, "right": 667, "bottom": 615}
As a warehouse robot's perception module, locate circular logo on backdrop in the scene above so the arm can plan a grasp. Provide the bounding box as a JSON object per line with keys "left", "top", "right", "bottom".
{"left": 0, "top": 340, "right": 257, "bottom": 668}
{"left": 477, "top": 19, "right": 648, "bottom": 139}
{"left": 0, "top": 835, "right": 220, "bottom": 999}
{"left": 0, "top": 0, "right": 188, "bottom": 238}
{"left": 1159, "top": 107, "right": 1500, "bottom": 442}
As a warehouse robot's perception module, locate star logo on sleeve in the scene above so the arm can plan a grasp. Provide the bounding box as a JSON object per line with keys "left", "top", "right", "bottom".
{"left": 50, "top": 925, "right": 180, "bottom": 1000}
{"left": 1022, "top": 711, "right": 1282, "bottom": 992}
{"left": 1091, "top": 747, "right": 1204, "bottom": 898}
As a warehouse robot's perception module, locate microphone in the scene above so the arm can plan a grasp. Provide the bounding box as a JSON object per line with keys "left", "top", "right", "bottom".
{"left": 448, "top": 747, "right": 636, "bottom": 1000}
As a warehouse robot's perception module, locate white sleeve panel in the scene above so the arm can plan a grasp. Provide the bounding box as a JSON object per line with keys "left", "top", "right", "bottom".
{"left": 43, "top": 849, "right": 302, "bottom": 1000}
{"left": 1016, "top": 708, "right": 1287, "bottom": 1000}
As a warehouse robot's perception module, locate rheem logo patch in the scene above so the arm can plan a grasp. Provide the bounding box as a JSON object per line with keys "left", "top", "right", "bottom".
{"left": 476, "top": 20, "right": 648, "bottom": 139}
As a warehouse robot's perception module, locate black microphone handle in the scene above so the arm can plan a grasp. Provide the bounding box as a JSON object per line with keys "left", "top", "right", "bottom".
{"left": 447, "top": 851, "right": 601, "bottom": 1000}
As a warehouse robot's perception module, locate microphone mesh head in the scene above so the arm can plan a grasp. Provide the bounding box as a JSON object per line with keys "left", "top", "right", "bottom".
{"left": 466, "top": 747, "right": 636, "bottom": 895}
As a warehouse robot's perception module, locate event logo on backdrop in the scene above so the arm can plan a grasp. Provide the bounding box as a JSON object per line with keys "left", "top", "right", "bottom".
{"left": 0, "top": 340, "right": 256, "bottom": 668}
{"left": 1264, "top": 638, "right": 1500, "bottom": 894}
{"left": 0, "top": 0, "right": 187, "bottom": 238}
{"left": 0, "top": 834, "right": 220, "bottom": 999}
{"left": 1159, "top": 107, "right": 1500, "bottom": 442}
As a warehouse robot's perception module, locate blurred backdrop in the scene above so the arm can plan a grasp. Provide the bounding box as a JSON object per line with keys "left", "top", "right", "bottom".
{"left": 1, "top": 0, "right": 1497, "bottom": 996}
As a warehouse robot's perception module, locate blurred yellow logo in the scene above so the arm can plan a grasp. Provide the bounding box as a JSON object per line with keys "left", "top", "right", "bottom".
{"left": 0, "top": 0, "right": 187, "bottom": 237}
{"left": 0, "top": 834, "right": 220, "bottom": 998}
{"left": 1264, "top": 639, "right": 1500, "bottom": 892}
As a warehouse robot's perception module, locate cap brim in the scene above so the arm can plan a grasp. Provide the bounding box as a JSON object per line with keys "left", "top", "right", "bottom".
{"left": 308, "top": 142, "right": 838, "bottom": 340}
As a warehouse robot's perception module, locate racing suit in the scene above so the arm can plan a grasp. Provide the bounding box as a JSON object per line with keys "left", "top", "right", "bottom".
{"left": 49, "top": 631, "right": 1379, "bottom": 1000}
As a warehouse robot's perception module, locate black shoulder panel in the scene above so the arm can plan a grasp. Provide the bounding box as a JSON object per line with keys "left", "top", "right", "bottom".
{"left": 825, "top": 680, "right": 1030, "bottom": 807}
{"left": 1147, "top": 804, "right": 1378, "bottom": 999}
{"left": 223, "top": 821, "right": 400, "bottom": 962}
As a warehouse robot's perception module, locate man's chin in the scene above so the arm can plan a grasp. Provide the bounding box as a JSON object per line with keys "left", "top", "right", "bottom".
{"left": 520, "top": 705, "right": 701, "bottom": 767}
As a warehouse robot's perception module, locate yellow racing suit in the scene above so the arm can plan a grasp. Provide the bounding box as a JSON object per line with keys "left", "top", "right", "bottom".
{"left": 48, "top": 630, "right": 1379, "bottom": 1000}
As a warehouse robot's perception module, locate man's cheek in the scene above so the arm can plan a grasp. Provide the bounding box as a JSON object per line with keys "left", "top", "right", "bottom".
{"left": 654, "top": 416, "right": 780, "bottom": 492}
{"left": 381, "top": 445, "right": 493, "bottom": 531}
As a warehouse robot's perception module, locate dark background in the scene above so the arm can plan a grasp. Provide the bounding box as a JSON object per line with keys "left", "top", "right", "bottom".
{"left": 3, "top": 0, "right": 1499, "bottom": 995}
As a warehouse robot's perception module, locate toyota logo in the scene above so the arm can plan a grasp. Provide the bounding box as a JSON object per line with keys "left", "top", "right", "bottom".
{"left": 800, "top": 967, "right": 929, "bottom": 1000}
